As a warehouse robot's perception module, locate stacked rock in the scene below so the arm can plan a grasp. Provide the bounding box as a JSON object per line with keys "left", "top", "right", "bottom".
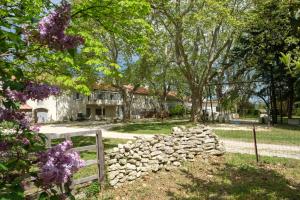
{"left": 105, "top": 125, "right": 225, "bottom": 187}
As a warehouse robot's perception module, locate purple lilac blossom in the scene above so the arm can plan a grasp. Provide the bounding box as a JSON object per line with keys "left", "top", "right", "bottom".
{"left": 37, "top": 140, "right": 85, "bottom": 186}
{"left": 0, "top": 141, "right": 9, "bottom": 151}
{"left": 5, "top": 90, "right": 28, "bottom": 103}
{"left": 24, "top": 82, "right": 60, "bottom": 101}
{"left": 0, "top": 108, "right": 30, "bottom": 129}
{"left": 38, "top": 2, "right": 84, "bottom": 50}
{"left": 21, "top": 137, "right": 30, "bottom": 145}
{"left": 5, "top": 82, "right": 60, "bottom": 103}
{"left": 30, "top": 125, "right": 41, "bottom": 132}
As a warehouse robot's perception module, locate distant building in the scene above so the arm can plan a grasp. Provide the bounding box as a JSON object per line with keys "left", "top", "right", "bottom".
{"left": 184, "top": 98, "right": 220, "bottom": 119}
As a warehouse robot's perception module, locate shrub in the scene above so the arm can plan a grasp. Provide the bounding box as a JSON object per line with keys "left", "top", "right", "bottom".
{"left": 85, "top": 182, "right": 100, "bottom": 198}
{"left": 295, "top": 108, "right": 300, "bottom": 116}
{"left": 169, "top": 104, "right": 185, "bottom": 117}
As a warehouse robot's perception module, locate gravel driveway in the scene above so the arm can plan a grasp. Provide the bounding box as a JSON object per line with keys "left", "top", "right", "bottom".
{"left": 40, "top": 123, "right": 300, "bottom": 160}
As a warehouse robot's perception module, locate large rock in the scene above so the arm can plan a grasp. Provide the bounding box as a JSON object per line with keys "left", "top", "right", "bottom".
{"left": 126, "top": 163, "right": 136, "bottom": 170}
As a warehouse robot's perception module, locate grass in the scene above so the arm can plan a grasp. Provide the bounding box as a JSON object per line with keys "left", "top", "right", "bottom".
{"left": 110, "top": 120, "right": 300, "bottom": 146}
{"left": 110, "top": 120, "right": 195, "bottom": 134}
{"left": 94, "top": 153, "right": 300, "bottom": 200}
{"left": 215, "top": 124, "right": 300, "bottom": 146}
{"left": 239, "top": 115, "right": 259, "bottom": 120}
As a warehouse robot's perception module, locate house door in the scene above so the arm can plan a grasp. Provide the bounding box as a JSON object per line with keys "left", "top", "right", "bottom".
{"left": 34, "top": 108, "right": 48, "bottom": 123}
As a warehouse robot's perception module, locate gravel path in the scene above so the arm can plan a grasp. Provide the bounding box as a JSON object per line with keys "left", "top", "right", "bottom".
{"left": 222, "top": 139, "right": 300, "bottom": 160}
{"left": 40, "top": 124, "right": 300, "bottom": 160}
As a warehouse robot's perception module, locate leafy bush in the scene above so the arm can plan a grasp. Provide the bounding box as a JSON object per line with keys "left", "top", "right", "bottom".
{"left": 169, "top": 104, "right": 185, "bottom": 117}
{"left": 0, "top": 2, "right": 85, "bottom": 199}
{"left": 295, "top": 108, "right": 300, "bottom": 116}
{"left": 85, "top": 182, "right": 100, "bottom": 198}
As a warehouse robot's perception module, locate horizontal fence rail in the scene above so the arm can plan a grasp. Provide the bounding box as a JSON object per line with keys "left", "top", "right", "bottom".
{"left": 26, "top": 129, "right": 105, "bottom": 197}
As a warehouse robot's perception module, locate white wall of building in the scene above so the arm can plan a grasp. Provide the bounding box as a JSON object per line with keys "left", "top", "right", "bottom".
{"left": 27, "top": 92, "right": 87, "bottom": 123}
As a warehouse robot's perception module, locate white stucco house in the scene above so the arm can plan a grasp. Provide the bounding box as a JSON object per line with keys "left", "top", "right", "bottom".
{"left": 23, "top": 85, "right": 182, "bottom": 123}
{"left": 184, "top": 98, "right": 220, "bottom": 119}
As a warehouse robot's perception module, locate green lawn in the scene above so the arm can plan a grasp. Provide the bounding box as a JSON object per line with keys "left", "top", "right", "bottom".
{"left": 110, "top": 120, "right": 195, "bottom": 134}
{"left": 94, "top": 153, "right": 300, "bottom": 200}
{"left": 215, "top": 124, "right": 300, "bottom": 146}
{"left": 110, "top": 121, "right": 300, "bottom": 146}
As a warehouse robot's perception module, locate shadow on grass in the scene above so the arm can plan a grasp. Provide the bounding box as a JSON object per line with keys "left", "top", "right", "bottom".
{"left": 52, "top": 136, "right": 128, "bottom": 149}
{"left": 167, "top": 164, "right": 300, "bottom": 200}
{"left": 110, "top": 120, "right": 192, "bottom": 134}
{"left": 273, "top": 124, "right": 300, "bottom": 131}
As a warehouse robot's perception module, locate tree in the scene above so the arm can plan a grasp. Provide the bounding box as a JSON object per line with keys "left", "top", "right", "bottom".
{"left": 231, "top": 0, "right": 300, "bottom": 122}
{"left": 0, "top": 1, "right": 88, "bottom": 198}
{"left": 70, "top": 0, "right": 151, "bottom": 122}
{"left": 141, "top": 19, "right": 180, "bottom": 120}
{"left": 0, "top": 0, "right": 150, "bottom": 197}
{"left": 149, "top": 0, "right": 250, "bottom": 122}
{"left": 280, "top": 1, "right": 300, "bottom": 76}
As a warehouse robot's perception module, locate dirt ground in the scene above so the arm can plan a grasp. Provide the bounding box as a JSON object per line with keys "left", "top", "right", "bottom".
{"left": 93, "top": 154, "right": 300, "bottom": 200}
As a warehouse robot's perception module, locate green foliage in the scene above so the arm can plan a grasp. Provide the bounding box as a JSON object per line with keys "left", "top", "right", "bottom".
{"left": 84, "top": 182, "right": 100, "bottom": 198}
{"left": 279, "top": 1, "right": 300, "bottom": 76}
{"left": 149, "top": 0, "right": 251, "bottom": 121}
{"left": 1, "top": 0, "right": 150, "bottom": 198}
{"left": 169, "top": 105, "right": 185, "bottom": 117}
{"left": 294, "top": 108, "right": 300, "bottom": 116}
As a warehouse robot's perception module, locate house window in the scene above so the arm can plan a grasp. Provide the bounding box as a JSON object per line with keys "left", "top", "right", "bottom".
{"left": 110, "top": 94, "right": 114, "bottom": 100}
{"left": 86, "top": 108, "right": 91, "bottom": 117}
{"left": 97, "top": 93, "right": 104, "bottom": 100}
{"left": 96, "top": 108, "right": 101, "bottom": 115}
{"left": 216, "top": 106, "right": 220, "bottom": 112}
{"left": 95, "top": 108, "right": 105, "bottom": 116}
{"left": 74, "top": 93, "right": 81, "bottom": 100}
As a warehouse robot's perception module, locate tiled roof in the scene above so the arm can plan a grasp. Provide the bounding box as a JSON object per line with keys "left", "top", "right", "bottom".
{"left": 93, "top": 84, "right": 119, "bottom": 91}
{"left": 20, "top": 104, "right": 32, "bottom": 110}
{"left": 93, "top": 83, "right": 178, "bottom": 98}
{"left": 134, "top": 87, "right": 149, "bottom": 95}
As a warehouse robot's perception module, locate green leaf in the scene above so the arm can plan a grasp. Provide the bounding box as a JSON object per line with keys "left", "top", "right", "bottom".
{"left": 38, "top": 192, "right": 49, "bottom": 200}
{"left": 67, "top": 48, "right": 76, "bottom": 58}
{"left": 0, "top": 163, "right": 8, "bottom": 171}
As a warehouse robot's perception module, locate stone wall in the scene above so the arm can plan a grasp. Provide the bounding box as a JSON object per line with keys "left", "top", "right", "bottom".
{"left": 105, "top": 125, "right": 225, "bottom": 187}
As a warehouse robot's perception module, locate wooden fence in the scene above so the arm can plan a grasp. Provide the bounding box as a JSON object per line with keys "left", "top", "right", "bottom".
{"left": 44, "top": 129, "right": 105, "bottom": 189}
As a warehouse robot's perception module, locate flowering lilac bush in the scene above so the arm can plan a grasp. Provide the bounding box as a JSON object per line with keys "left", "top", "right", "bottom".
{"left": 0, "top": 108, "right": 26, "bottom": 124}
{"left": 0, "top": 1, "right": 85, "bottom": 198}
{"left": 1, "top": 82, "right": 60, "bottom": 130}
{"left": 37, "top": 2, "right": 84, "bottom": 50}
{"left": 5, "top": 82, "right": 60, "bottom": 103}
{"left": 5, "top": 90, "right": 28, "bottom": 103}
{"left": 37, "top": 140, "right": 85, "bottom": 186}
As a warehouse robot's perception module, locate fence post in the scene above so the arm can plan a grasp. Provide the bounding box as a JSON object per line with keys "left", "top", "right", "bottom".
{"left": 96, "top": 130, "right": 105, "bottom": 190}
{"left": 252, "top": 124, "right": 259, "bottom": 163}
{"left": 45, "top": 135, "right": 52, "bottom": 148}
{"left": 65, "top": 134, "right": 71, "bottom": 141}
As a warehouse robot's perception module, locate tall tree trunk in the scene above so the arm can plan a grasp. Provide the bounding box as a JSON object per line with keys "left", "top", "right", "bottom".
{"left": 190, "top": 87, "right": 201, "bottom": 123}
{"left": 287, "top": 77, "right": 295, "bottom": 119}
{"left": 121, "top": 90, "right": 131, "bottom": 122}
{"left": 159, "top": 96, "right": 167, "bottom": 121}
{"left": 270, "top": 65, "right": 278, "bottom": 124}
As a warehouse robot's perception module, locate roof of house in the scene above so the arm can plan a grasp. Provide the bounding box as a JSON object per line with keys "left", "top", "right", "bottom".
{"left": 93, "top": 84, "right": 119, "bottom": 91}
{"left": 94, "top": 83, "right": 178, "bottom": 98}
{"left": 20, "top": 104, "right": 32, "bottom": 110}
